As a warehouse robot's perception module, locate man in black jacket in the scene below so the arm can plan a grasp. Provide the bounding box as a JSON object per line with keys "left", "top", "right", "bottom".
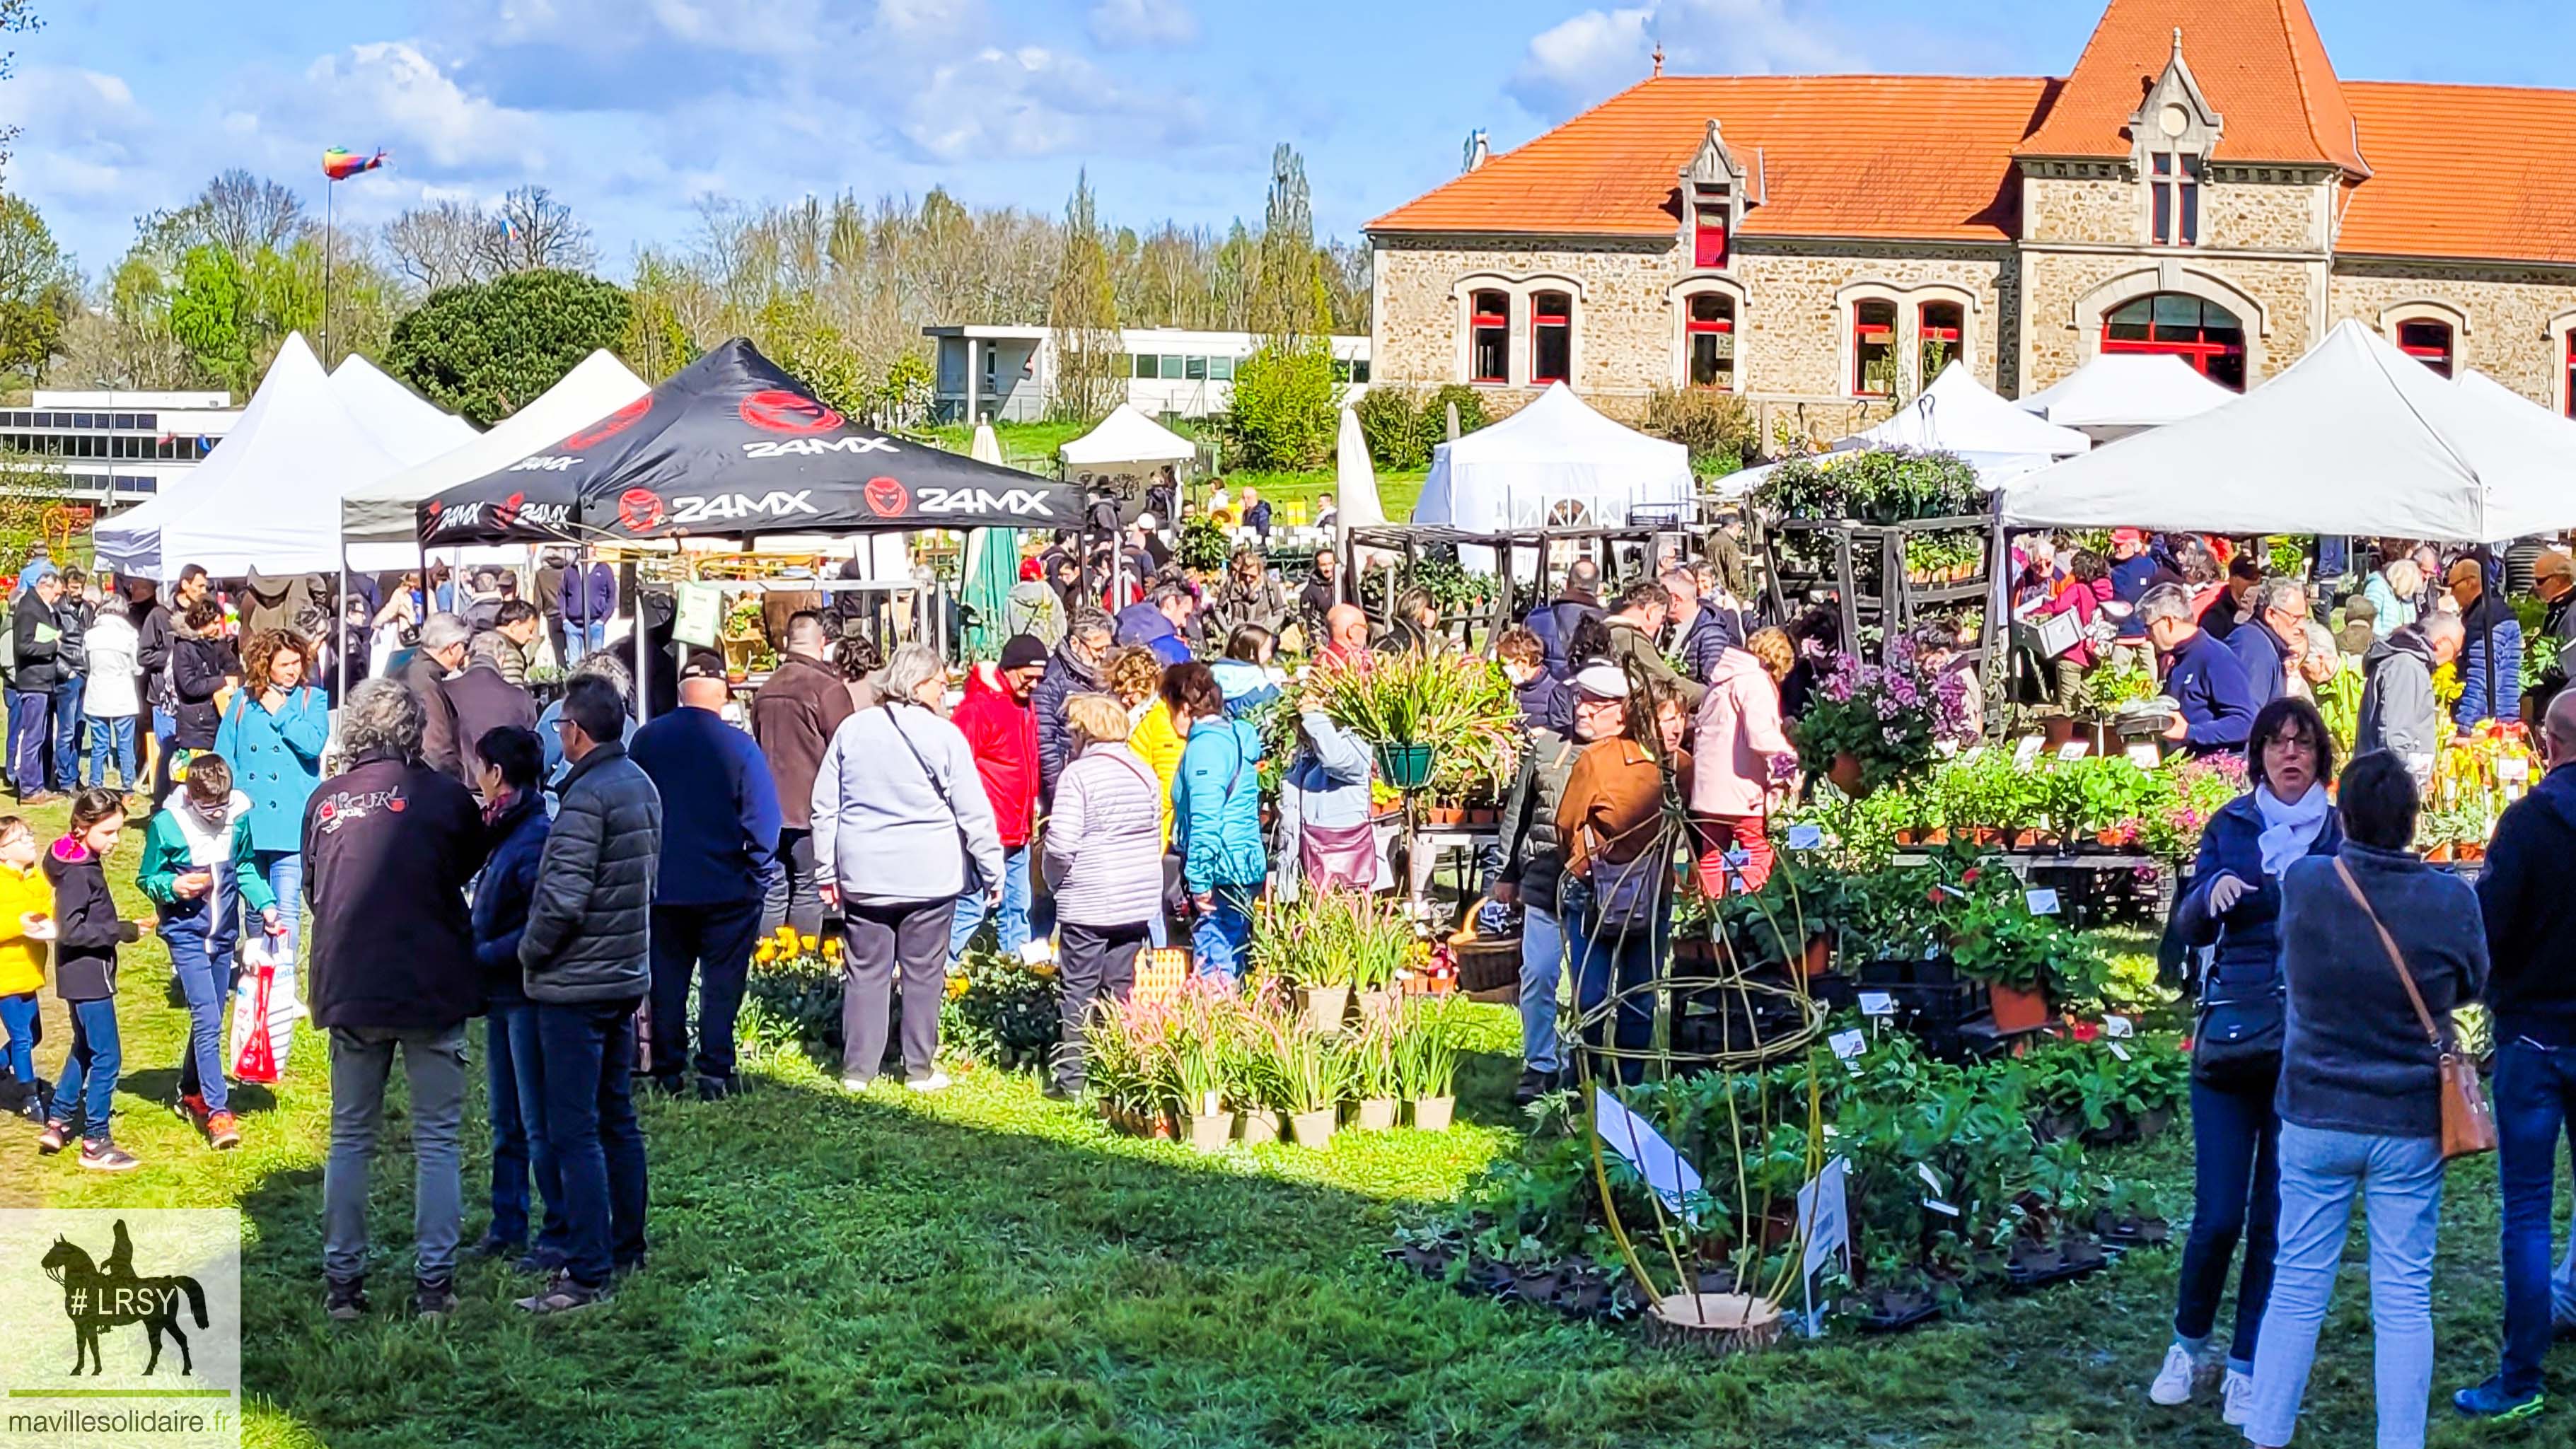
{"left": 304, "top": 678, "right": 487, "bottom": 1322}
{"left": 1033, "top": 610, "right": 1113, "bottom": 809}
{"left": 1493, "top": 666, "right": 1627, "bottom": 1103}
{"left": 2461, "top": 689, "right": 2576, "bottom": 1419}
{"left": 9, "top": 571, "right": 63, "bottom": 802}
{"left": 519, "top": 675, "right": 662, "bottom": 1313}
{"left": 441, "top": 653, "right": 536, "bottom": 786}
{"left": 394, "top": 612, "right": 472, "bottom": 781}
{"left": 1522, "top": 558, "right": 1605, "bottom": 682}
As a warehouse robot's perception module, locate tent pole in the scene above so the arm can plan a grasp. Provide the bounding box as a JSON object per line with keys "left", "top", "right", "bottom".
{"left": 633, "top": 554, "right": 649, "bottom": 727}
{"left": 1983, "top": 490, "right": 2008, "bottom": 744}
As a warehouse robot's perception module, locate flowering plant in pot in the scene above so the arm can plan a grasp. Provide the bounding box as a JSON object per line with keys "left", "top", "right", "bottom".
{"left": 1263, "top": 1014, "right": 1354, "bottom": 1147}
{"left": 1255, "top": 888, "right": 1412, "bottom": 1035}
{"left": 1791, "top": 641, "right": 1938, "bottom": 798}
{"left": 1309, "top": 648, "right": 1522, "bottom": 798}
{"left": 1348, "top": 1017, "right": 1403, "bottom": 1131}
{"left": 1168, "top": 983, "right": 1243, "bottom": 1153}
{"left": 1393, "top": 996, "right": 1464, "bottom": 1131}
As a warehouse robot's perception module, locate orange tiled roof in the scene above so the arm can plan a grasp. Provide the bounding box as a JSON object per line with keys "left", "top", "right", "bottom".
{"left": 1366, "top": 75, "right": 2050, "bottom": 243}
{"left": 2340, "top": 82, "right": 2576, "bottom": 264}
{"left": 2017, "top": 0, "right": 2367, "bottom": 175}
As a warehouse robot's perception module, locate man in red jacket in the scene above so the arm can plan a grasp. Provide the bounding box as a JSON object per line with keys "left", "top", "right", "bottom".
{"left": 948, "top": 634, "right": 1047, "bottom": 967}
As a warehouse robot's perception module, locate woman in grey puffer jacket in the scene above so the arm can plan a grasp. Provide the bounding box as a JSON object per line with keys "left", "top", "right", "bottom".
{"left": 812, "top": 645, "right": 1004, "bottom": 1093}
{"left": 1040, "top": 693, "right": 1165, "bottom": 1098}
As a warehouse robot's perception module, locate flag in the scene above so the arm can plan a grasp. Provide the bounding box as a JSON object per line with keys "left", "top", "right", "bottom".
{"left": 322, "top": 148, "right": 386, "bottom": 181}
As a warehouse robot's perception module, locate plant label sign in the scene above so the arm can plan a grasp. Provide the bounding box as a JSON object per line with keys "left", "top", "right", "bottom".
{"left": 2104, "top": 1014, "right": 2134, "bottom": 1038}
{"left": 1785, "top": 824, "right": 1824, "bottom": 852}
{"left": 1593, "top": 1088, "right": 1702, "bottom": 1223}
{"left": 1858, "top": 991, "right": 1896, "bottom": 1018}
{"left": 2125, "top": 742, "right": 2164, "bottom": 770}
{"left": 1828, "top": 1029, "right": 1867, "bottom": 1076}
{"left": 2055, "top": 740, "right": 2091, "bottom": 760}
{"left": 2108, "top": 1042, "right": 2133, "bottom": 1061}
{"left": 2025, "top": 888, "right": 2060, "bottom": 916}
{"left": 1798, "top": 1158, "right": 1851, "bottom": 1277}
{"left": 2013, "top": 735, "right": 2046, "bottom": 768}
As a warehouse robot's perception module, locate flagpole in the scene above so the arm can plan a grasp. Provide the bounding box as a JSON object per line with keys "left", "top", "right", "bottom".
{"left": 322, "top": 177, "right": 335, "bottom": 365}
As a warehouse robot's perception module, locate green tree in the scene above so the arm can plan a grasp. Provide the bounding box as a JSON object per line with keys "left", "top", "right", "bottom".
{"left": 1224, "top": 336, "right": 1340, "bottom": 469}
{"left": 384, "top": 269, "right": 634, "bottom": 425}
{"left": 1250, "top": 144, "right": 1327, "bottom": 342}
{"left": 753, "top": 292, "right": 866, "bottom": 421}
{"left": 166, "top": 244, "right": 253, "bottom": 393}
{"left": 0, "top": 193, "right": 71, "bottom": 381}
{"left": 1046, "top": 170, "right": 1122, "bottom": 424}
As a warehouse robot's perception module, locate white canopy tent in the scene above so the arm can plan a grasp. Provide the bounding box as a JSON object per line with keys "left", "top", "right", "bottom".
{"left": 1835, "top": 361, "right": 2091, "bottom": 484}
{"left": 96, "top": 333, "right": 405, "bottom": 580}
{"left": 1060, "top": 403, "right": 1195, "bottom": 468}
{"left": 329, "top": 354, "right": 477, "bottom": 465}
{"left": 1333, "top": 405, "right": 1386, "bottom": 528}
{"left": 1412, "top": 383, "right": 1691, "bottom": 529}
{"left": 340, "top": 349, "right": 650, "bottom": 569}
{"left": 2014, "top": 351, "right": 2236, "bottom": 441}
{"left": 2000, "top": 320, "right": 2576, "bottom": 542}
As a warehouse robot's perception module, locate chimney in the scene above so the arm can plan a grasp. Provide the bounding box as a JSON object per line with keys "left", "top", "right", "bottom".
{"left": 1461, "top": 129, "right": 1490, "bottom": 173}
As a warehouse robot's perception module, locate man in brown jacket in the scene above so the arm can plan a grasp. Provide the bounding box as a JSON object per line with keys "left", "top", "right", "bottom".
{"left": 750, "top": 612, "right": 857, "bottom": 936}
{"left": 1601, "top": 581, "right": 1707, "bottom": 711}
{"left": 1555, "top": 667, "right": 1693, "bottom": 1084}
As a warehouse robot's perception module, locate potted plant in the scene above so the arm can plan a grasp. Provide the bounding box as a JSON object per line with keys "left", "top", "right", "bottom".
{"left": 1311, "top": 648, "right": 1523, "bottom": 799}
{"left": 1789, "top": 647, "right": 1938, "bottom": 800}
{"left": 1272, "top": 1019, "right": 1351, "bottom": 1147}
{"left": 1395, "top": 997, "right": 1462, "bottom": 1130}
{"left": 1232, "top": 1026, "right": 1284, "bottom": 1146}
{"left": 1350, "top": 1018, "right": 1401, "bottom": 1131}
{"left": 1171, "top": 991, "right": 1238, "bottom": 1154}
{"left": 1948, "top": 894, "right": 2055, "bottom": 1033}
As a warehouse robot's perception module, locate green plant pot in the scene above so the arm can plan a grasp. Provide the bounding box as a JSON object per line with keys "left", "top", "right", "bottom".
{"left": 1374, "top": 742, "right": 1436, "bottom": 790}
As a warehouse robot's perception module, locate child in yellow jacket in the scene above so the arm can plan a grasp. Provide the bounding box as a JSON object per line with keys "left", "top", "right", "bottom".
{"left": 0, "top": 815, "right": 56, "bottom": 1119}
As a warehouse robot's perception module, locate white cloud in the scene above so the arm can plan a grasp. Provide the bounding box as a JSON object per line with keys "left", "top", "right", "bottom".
{"left": 900, "top": 45, "right": 1204, "bottom": 161}
{"left": 298, "top": 42, "right": 543, "bottom": 171}
{"left": 1088, "top": 0, "right": 1198, "bottom": 49}
{"left": 1510, "top": 0, "right": 1857, "bottom": 117}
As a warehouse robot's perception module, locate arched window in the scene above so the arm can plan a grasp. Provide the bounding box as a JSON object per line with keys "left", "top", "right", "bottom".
{"left": 1853, "top": 299, "right": 1898, "bottom": 397}
{"left": 2397, "top": 320, "right": 2455, "bottom": 378}
{"left": 1687, "top": 293, "right": 1735, "bottom": 390}
{"left": 2101, "top": 293, "right": 2246, "bottom": 390}
{"left": 1469, "top": 290, "right": 1509, "bottom": 384}
{"left": 1530, "top": 291, "right": 1572, "bottom": 385}
{"left": 1918, "top": 301, "right": 1963, "bottom": 380}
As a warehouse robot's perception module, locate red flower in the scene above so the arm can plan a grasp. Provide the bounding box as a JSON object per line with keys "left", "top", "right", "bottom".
{"left": 1961, "top": 867, "right": 1980, "bottom": 886}
{"left": 1925, "top": 888, "right": 1944, "bottom": 904}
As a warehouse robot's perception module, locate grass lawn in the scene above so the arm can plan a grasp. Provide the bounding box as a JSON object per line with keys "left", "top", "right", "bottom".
{"left": 4, "top": 795, "right": 2557, "bottom": 1447}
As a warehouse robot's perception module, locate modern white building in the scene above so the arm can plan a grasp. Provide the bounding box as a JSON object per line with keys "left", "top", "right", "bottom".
{"left": 923, "top": 325, "right": 1370, "bottom": 423}
{"left": 0, "top": 389, "right": 245, "bottom": 503}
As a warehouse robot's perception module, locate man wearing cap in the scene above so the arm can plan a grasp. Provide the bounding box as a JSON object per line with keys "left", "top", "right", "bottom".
{"left": 629, "top": 656, "right": 779, "bottom": 1099}
{"left": 949, "top": 634, "right": 1048, "bottom": 966}
{"left": 1496, "top": 662, "right": 1629, "bottom": 1104}
{"left": 2523, "top": 551, "right": 2576, "bottom": 723}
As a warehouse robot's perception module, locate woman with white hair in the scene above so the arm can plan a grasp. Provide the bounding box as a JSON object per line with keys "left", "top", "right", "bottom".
{"left": 811, "top": 644, "right": 1004, "bottom": 1094}
{"left": 1041, "top": 693, "right": 1164, "bottom": 1098}
{"left": 2362, "top": 557, "right": 2421, "bottom": 639}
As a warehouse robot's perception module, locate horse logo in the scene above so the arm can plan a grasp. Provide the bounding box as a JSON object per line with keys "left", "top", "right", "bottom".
{"left": 40, "top": 1219, "right": 209, "bottom": 1377}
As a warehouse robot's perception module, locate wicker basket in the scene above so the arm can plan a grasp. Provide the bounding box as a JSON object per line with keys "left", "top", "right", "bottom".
{"left": 1133, "top": 948, "right": 1193, "bottom": 1006}
{"left": 1449, "top": 924, "right": 1521, "bottom": 996}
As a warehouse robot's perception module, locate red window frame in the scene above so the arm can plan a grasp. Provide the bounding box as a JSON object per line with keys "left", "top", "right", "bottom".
{"left": 1530, "top": 291, "right": 1572, "bottom": 386}
{"left": 2100, "top": 293, "right": 2246, "bottom": 390}
{"left": 1852, "top": 299, "right": 1898, "bottom": 397}
{"left": 2396, "top": 320, "right": 2455, "bottom": 377}
{"left": 1693, "top": 207, "right": 1729, "bottom": 269}
{"left": 1469, "top": 289, "right": 1509, "bottom": 384}
{"left": 2566, "top": 332, "right": 2575, "bottom": 419}
{"left": 1686, "top": 292, "right": 1735, "bottom": 390}
{"left": 1918, "top": 301, "right": 1963, "bottom": 378}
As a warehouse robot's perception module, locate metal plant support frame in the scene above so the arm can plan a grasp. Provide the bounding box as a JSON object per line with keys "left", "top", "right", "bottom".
{"left": 1562, "top": 651, "right": 1828, "bottom": 1334}
{"left": 1342, "top": 518, "right": 1705, "bottom": 652}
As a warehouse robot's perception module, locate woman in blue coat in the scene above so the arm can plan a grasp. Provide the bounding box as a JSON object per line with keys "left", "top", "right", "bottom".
{"left": 2149, "top": 697, "right": 2343, "bottom": 1423}
{"left": 1164, "top": 662, "right": 1265, "bottom": 981}
{"left": 212, "top": 629, "right": 330, "bottom": 965}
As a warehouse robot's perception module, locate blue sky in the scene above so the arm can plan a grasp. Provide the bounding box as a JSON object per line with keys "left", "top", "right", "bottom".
{"left": 3, "top": 0, "right": 2570, "bottom": 281}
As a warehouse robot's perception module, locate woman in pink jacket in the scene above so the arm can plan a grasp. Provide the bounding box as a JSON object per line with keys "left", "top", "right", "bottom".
{"left": 1688, "top": 628, "right": 1799, "bottom": 897}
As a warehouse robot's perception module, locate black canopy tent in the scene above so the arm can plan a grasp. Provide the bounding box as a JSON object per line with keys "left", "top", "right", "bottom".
{"left": 412, "top": 337, "right": 1083, "bottom": 716}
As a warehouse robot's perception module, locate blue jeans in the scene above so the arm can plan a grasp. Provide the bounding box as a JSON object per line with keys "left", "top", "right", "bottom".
{"left": 564, "top": 618, "right": 608, "bottom": 667}
{"left": 8, "top": 690, "right": 47, "bottom": 795}
{"left": 48, "top": 677, "right": 81, "bottom": 791}
{"left": 486, "top": 997, "right": 568, "bottom": 1258}
{"left": 52, "top": 997, "right": 120, "bottom": 1142}
{"left": 0, "top": 990, "right": 37, "bottom": 1086}
{"left": 83, "top": 714, "right": 136, "bottom": 790}
{"left": 2172, "top": 1072, "right": 2282, "bottom": 1374}
{"left": 249, "top": 849, "right": 303, "bottom": 972}
{"left": 1189, "top": 885, "right": 1255, "bottom": 982}
{"left": 948, "top": 846, "right": 1031, "bottom": 967}
{"left": 646, "top": 899, "right": 760, "bottom": 1084}
{"left": 1518, "top": 904, "right": 1569, "bottom": 1073}
{"left": 163, "top": 900, "right": 240, "bottom": 1115}
{"left": 2490, "top": 1037, "right": 2576, "bottom": 1395}
{"left": 535, "top": 1000, "right": 649, "bottom": 1288}
{"left": 1570, "top": 895, "right": 1661, "bottom": 1085}
{"left": 2245, "top": 1123, "right": 2445, "bottom": 1449}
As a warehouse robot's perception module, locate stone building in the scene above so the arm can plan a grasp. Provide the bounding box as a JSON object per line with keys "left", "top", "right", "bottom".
{"left": 1366, "top": 0, "right": 2576, "bottom": 448}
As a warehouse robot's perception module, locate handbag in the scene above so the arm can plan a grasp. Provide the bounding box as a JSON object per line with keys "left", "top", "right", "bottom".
{"left": 883, "top": 704, "right": 990, "bottom": 897}
{"left": 2191, "top": 988, "right": 2284, "bottom": 1093}
{"left": 2333, "top": 857, "right": 2496, "bottom": 1160}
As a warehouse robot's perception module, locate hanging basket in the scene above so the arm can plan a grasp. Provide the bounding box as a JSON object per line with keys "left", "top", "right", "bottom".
{"left": 1374, "top": 742, "right": 1437, "bottom": 791}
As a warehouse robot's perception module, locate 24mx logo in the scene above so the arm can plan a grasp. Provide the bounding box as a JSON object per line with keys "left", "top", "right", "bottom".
{"left": 915, "top": 487, "right": 1059, "bottom": 519}
{"left": 740, "top": 436, "right": 898, "bottom": 460}
{"left": 656, "top": 490, "right": 822, "bottom": 528}
{"left": 433, "top": 497, "right": 572, "bottom": 534}
{"left": 508, "top": 455, "right": 579, "bottom": 472}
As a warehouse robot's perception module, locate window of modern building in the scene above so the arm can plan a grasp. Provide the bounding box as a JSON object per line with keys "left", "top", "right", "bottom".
{"left": 1185, "top": 355, "right": 1208, "bottom": 381}
{"left": 1131, "top": 354, "right": 1156, "bottom": 379}
{"left": 1209, "top": 355, "right": 1236, "bottom": 381}
{"left": 2151, "top": 153, "right": 2202, "bottom": 246}
{"left": 1853, "top": 299, "right": 1898, "bottom": 397}
{"left": 1469, "top": 289, "right": 1510, "bottom": 383}
{"left": 1919, "top": 301, "right": 1963, "bottom": 380}
{"left": 1158, "top": 355, "right": 1184, "bottom": 380}
{"left": 1530, "top": 291, "right": 1572, "bottom": 385}
{"left": 110, "top": 413, "right": 132, "bottom": 430}
{"left": 2102, "top": 292, "right": 2246, "bottom": 390}
{"left": 1686, "top": 292, "right": 1736, "bottom": 390}
{"left": 136, "top": 414, "right": 155, "bottom": 431}
{"left": 2396, "top": 320, "right": 2454, "bottom": 377}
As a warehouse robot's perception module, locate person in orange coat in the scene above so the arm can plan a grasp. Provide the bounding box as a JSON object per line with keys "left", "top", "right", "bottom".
{"left": 1556, "top": 668, "right": 1692, "bottom": 1083}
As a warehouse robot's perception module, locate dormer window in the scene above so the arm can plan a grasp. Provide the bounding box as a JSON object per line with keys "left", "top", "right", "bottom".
{"left": 1678, "top": 119, "right": 1751, "bottom": 272}
{"left": 2150, "top": 152, "right": 2202, "bottom": 246}
{"left": 1693, "top": 192, "right": 1730, "bottom": 269}
{"left": 2133, "top": 31, "right": 2222, "bottom": 250}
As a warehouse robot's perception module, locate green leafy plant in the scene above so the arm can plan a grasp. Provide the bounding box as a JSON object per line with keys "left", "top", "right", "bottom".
{"left": 1223, "top": 336, "right": 1342, "bottom": 469}
{"left": 1753, "top": 448, "right": 1981, "bottom": 524}
{"left": 1309, "top": 648, "right": 1521, "bottom": 796}
{"left": 1393, "top": 997, "right": 1464, "bottom": 1100}
{"left": 1253, "top": 888, "right": 1411, "bottom": 992}
{"left": 1789, "top": 648, "right": 1939, "bottom": 795}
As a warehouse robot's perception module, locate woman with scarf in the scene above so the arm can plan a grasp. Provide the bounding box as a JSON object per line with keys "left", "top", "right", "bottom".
{"left": 2149, "top": 697, "right": 2342, "bottom": 1426}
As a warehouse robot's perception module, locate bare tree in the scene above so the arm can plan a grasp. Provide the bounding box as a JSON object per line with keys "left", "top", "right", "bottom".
{"left": 382, "top": 199, "right": 492, "bottom": 291}
{"left": 1046, "top": 171, "right": 1123, "bottom": 423}
{"left": 198, "top": 169, "right": 308, "bottom": 257}
{"left": 477, "top": 185, "right": 597, "bottom": 274}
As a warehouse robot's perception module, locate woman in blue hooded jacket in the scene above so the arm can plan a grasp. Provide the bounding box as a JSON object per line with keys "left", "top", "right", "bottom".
{"left": 2149, "top": 697, "right": 2343, "bottom": 1422}
{"left": 1164, "top": 662, "right": 1265, "bottom": 980}
{"left": 211, "top": 629, "right": 329, "bottom": 964}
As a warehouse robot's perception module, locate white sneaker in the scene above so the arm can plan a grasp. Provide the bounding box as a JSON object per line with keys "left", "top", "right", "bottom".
{"left": 839, "top": 1075, "right": 874, "bottom": 1094}
{"left": 2149, "top": 1343, "right": 2198, "bottom": 1406}
{"left": 905, "top": 1071, "right": 953, "bottom": 1093}
{"left": 2221, "top": 1369, "right": 2254, "bottom": 1426}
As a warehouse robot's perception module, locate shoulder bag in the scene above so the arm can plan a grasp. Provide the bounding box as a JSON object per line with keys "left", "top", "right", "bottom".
{"left": 2333, "top": 857, "right": 2496, "bottom": 1159}
{"left": 883, "top": 704, "right": 990, "bottom": 897}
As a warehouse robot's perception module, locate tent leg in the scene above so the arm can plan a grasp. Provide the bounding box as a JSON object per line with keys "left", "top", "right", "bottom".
{"left": 633, "top": 563, "right": 649, "bottom": 727}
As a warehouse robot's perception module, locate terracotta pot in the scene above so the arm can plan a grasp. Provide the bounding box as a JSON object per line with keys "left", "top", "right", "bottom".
{"left": 1238, "top": 1110, "right": 1282, "bottom": 1146}
{"left": 2027, "top": 830, "right": 2060, "bottom": 847}
{"left": 1800, "top": 934, "right": 1832, "bottom": 983}
{"left": 1356, "top": 1098, "right": 1398, "bottom": 1132}
{"left": 2042, "top": 716, "right": 2078, "bottom": 749}
{"left": 1988, "top": 982, "right": 2050, "bottom": 1034}
{"left": 2458, "top": 842, "right": 2487, "bottom": 861}
{"left": 1895, "top": 828, "right": 1922, "bottom": 846}
{"left": 1468, "top": 807, "right": 1498, "bottom": 826}
{"left": 1288, "top": 1107, "right": 1338, "bottom": 1147}
{"left": 1967, "top": 827, "right": 2002, "bottom": 846}
{"left": 2427, "top": 842, "right": 2456, "bottom": 863}
{"left": 1828, "top": 752, "right": 1871, "bottom": 798}
{"left": 1185, "top": 1111, "right": 1236, "bottom": 1154}
{"left": 2095, "top": 829, "right": 2128, "bottom": 848}
{"left": 1920, "top": 827, "right": 1949, "bottom": 845}
{"left": 2000, "top": 827, "right": 2027, "bottom": 849}
{"left": 1410, "top": 1096, "right": 1456, "bottom": 1132}
{"left": 1428, "top": 805, "right": 1463, "bottom": 826}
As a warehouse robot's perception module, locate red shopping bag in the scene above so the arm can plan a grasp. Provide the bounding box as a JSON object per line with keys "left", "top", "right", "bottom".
{"left": 231, "top": 962, "right": 279, "bottom": 1083}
